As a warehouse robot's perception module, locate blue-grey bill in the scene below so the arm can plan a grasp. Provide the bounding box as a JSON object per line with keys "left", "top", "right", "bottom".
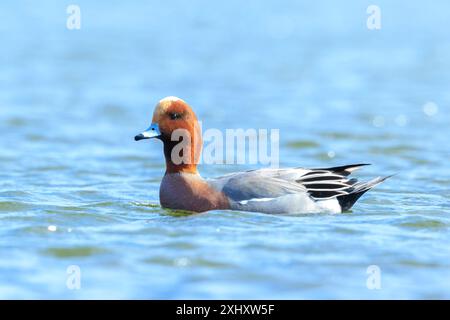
{"left": 134, "top": 123, "right": 161, "bottom": 141}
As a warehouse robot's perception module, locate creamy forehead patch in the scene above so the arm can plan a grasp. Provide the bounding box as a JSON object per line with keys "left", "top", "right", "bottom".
{"left": 159, "top": 96, "right": 184, "bottom": 104}
{"left": 153, "top": 96, "right": 187, "bottom": 120}
{"left": 155, "top": 96, "right": 185, "bottom": 112}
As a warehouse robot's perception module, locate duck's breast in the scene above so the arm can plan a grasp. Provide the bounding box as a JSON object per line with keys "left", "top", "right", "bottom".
{"left": 160, "top": 173, "right": 230, "bottom": 212}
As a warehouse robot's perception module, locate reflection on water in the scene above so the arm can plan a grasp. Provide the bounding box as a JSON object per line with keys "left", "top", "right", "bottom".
{"left": 0, "top": 0, "right": 449, "bottom": 299}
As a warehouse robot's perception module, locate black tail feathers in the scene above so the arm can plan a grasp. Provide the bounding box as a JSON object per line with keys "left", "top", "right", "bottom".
{"left": 337, "top": 175, "right": 392, "bottom": 211}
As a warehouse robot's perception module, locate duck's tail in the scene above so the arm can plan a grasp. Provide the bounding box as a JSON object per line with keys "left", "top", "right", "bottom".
{"left": 337, "top": 175, "right": 392, "bottom": 211}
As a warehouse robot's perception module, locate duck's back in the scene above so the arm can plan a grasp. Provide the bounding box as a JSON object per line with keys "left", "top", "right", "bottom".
{"left": 207, "top": 164, "right": 389, "bottom": 214}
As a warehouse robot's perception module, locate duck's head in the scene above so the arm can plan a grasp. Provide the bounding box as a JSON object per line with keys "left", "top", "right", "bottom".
{"left": 135, "top": 96, "right": 202, "bottom": 174}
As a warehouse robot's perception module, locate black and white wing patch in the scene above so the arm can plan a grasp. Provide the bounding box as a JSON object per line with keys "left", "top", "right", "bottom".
{"left": 296, "top": 164, "right": 390, "bottom": 211}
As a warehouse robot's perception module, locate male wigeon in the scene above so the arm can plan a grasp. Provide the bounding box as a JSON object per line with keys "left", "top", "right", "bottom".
{"left": 135, "top": 96, "right": 389, "bottom": 214}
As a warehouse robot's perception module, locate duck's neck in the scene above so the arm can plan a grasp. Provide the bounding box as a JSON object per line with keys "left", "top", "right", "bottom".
{"left": 163, "top": 139, "right": 200, "bottom": 175}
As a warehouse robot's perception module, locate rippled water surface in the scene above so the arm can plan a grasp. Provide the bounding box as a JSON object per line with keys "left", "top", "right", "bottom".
{"left": 1, "top": 1, "right": 449, "bottom": 299}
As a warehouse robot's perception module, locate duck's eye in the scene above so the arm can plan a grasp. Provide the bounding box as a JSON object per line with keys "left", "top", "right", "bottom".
{"left": 169, "top": 112, "right": 182, "bottom": 120}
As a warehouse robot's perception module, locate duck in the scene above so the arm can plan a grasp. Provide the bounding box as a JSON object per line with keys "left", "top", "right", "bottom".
{"left": 134, "top": 96, "right": 389, "bottom": 214}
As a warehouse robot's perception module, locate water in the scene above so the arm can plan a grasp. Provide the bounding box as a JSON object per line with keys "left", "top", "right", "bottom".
{"left": 1, "top": 0, "right": 449, "bottom": 299}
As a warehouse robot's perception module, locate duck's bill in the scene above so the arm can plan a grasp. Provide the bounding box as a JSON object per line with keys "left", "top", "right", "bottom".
{"left": 134, "top": 123, "right": 161, "bottom": 141}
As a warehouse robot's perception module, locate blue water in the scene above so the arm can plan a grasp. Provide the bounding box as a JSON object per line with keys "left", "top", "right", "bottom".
{"left": 0, "top": 0, "right": 449, "bottom": 299}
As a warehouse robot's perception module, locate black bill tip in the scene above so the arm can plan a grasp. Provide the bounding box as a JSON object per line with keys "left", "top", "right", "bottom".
{"left": 134, "top": 134, "right": 147, "bottom": 141}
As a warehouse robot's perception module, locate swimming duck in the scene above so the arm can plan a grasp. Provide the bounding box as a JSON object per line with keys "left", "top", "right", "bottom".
{"left": 135, "top": 96, "right": 389, "bottom": 214}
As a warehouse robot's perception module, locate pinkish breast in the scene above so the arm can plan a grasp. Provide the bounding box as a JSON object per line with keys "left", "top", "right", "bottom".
{"left": 159, "top": 173, "right": 230, "bottom": 213}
